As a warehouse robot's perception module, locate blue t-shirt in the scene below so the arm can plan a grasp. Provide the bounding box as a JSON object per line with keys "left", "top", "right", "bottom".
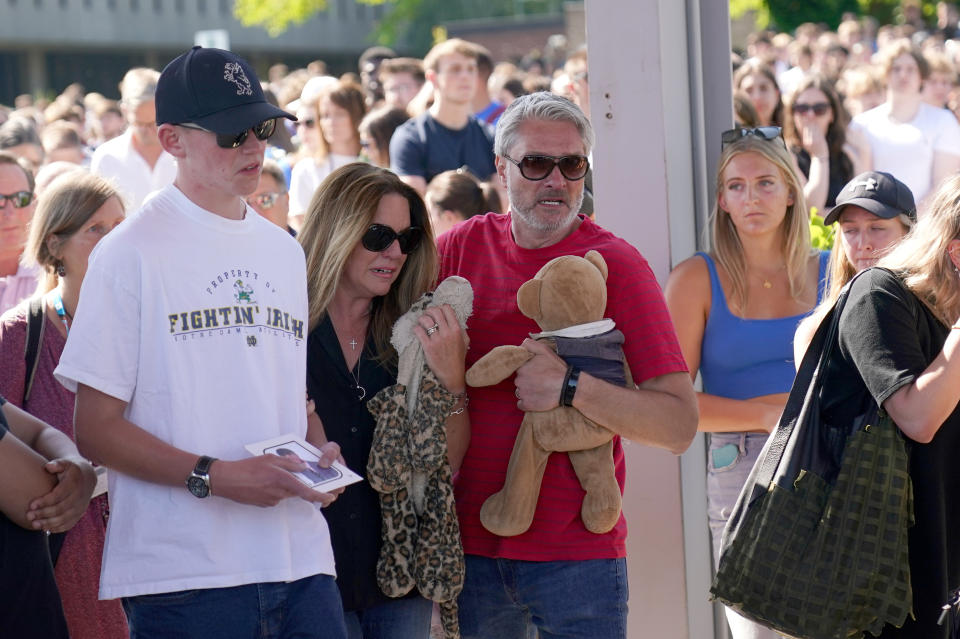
{"left": 389, "top": 112, "right": 496, "bottom": 183}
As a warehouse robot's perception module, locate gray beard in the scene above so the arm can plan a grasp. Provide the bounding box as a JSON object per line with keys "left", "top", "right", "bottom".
{"left": 509, "top": 188, "right": 585, "bottom": 232}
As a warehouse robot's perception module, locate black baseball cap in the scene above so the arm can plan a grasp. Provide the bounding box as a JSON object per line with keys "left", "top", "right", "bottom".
{"left": 156, "top": 46, "right": 295, "bottom": 135}
{"left": 823, "top": 171, "right": 916, "bottom": 225}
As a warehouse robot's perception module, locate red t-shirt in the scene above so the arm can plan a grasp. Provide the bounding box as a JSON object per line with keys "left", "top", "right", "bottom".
{"left": 438, "top": 213, "right": 687, "bottom": 561}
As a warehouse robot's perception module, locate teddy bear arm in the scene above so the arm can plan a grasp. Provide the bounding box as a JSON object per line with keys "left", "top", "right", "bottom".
{"left": 465, "top": 345, "right": 533, "bottom": 387}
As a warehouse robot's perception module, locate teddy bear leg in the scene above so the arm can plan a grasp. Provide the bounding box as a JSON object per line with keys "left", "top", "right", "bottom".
{"left": 376, "top": 485, "right": 419, "bottom": 598}
{"left": 568, "top": 441, "right": 622, "bottom": 534}
{"left": 480, "top": 420, "right": 550, "bottom": 537}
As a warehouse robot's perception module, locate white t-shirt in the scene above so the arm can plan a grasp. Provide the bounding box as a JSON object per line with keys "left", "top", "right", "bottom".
{"left": 288, "top": 153, "right": 359, "bottom": 217}
{"left": 90, "top": 130, "right": 178, "bottom": 211}
{"left": 54, "top": 185, "right": 335, "bottom": 599}
{"left": 851, "top": 101, "right": 960, "bottom": 201}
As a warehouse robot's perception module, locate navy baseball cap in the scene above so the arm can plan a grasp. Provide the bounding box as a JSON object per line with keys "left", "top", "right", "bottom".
{"left": 823, "top": 171, "right": 916, "bottom": 225}
{"left": 156, "top": 46, "right": 295, "bottom": 135}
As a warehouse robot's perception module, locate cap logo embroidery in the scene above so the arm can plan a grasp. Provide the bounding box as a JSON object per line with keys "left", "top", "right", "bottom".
{"left": 851, "top": 177, "right": 878, "bottom": 191}
{"left": 223, "top": 62, "right": 253, "bottom": 96}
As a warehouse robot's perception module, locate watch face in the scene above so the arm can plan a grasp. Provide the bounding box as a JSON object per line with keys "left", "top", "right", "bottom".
{"left": 187, "top": 475, "right": 210, "bottom": 498}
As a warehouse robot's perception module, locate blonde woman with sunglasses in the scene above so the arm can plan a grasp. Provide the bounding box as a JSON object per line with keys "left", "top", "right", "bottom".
{"left": 665, "top": 127, "right": 828, "bottom": 639}
{"left": 298, "top": 162, "right": 468, "bottom": 639}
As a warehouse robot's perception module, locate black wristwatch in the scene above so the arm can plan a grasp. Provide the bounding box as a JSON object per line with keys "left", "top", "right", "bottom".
{"left": 560, "top": 366, "right": 581, "bottom": 407}
{"left": 186, "top": 455, "right": 217, "bottom": 498}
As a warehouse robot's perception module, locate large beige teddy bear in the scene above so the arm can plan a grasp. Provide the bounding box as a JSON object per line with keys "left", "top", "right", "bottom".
{"left": 465, "top": 250, "right": 632, "bottom": 537}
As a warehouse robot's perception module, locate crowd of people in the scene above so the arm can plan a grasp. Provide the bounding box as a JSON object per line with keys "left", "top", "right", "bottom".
{"left": 0, "top": 4, "right": 959, "bottom": 639}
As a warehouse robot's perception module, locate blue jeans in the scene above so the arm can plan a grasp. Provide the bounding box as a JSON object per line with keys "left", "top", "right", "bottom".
{"left": 458, "top": 555, "right": 628, "bottom": 639}
{"left": 343, "top": 595, "right": 433, "bottom": 639}
{"left": 122, "top": 574, "right": 347, "bottom": 639}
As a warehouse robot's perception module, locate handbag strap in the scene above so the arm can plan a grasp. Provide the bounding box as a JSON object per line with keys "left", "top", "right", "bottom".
{"left": 752, "top": 267, "right": 876, "bottom": 493}
{"left": 23, "top": 296, "right": 46, "bottom": 405}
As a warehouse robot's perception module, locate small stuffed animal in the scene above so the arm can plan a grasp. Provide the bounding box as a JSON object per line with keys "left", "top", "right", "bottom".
{"left": 365, "top": 276, "right": 473, "bottom": 639}
{"left": 465, "top": 250, "right": 631, "bottom": 537}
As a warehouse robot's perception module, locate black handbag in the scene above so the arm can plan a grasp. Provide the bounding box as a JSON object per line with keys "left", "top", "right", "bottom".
{"left": 710, "top": 270, "right": 914, "bottom": 639}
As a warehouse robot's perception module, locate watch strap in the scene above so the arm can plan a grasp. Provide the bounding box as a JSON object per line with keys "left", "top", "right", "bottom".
{"left": 560, "top": 366, "right": 581, "bottom": 407}
{"left": 194, "top": 455, "right": 216, "bottom": 476}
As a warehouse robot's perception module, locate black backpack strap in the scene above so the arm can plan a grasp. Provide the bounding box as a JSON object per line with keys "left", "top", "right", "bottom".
{"left": 23, "top": 296, "right": 46, "bottom": 405}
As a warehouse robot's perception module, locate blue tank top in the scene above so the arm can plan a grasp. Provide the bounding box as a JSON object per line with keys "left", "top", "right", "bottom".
{"left": 698, "top": 251, "right": 828, "bottom": 400}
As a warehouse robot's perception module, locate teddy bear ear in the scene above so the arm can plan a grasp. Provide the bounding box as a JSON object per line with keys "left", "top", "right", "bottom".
{"left": 516, "top": 279, "right": 542, "bottom": 320}
{"left": 584, "top": 250, "right": 608, "bottom": 281}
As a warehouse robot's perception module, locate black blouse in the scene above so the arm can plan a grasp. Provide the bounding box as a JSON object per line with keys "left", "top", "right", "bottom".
{"left": 0, "top": 395, "right": 69, "bottom": 638}
{"left": 306, "top": 316, "right": 416, "bottom": 612}
{"left": 795, "top": 147, "right": 854, "bottom": 209}
{"left": 822, "top": 269, "right": 960, "bottom": 638}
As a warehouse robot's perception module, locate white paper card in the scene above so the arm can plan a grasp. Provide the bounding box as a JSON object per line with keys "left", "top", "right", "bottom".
{"left": 244, "top": 434, "right": 364, "bottom": 493}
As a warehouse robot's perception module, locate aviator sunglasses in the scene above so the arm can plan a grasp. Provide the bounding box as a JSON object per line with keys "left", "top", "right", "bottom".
{"left": 721, "top": 126, "right": 784, "bottom": 150}
{"left": 178, "top": 118, "right": 277, "bottom": 149}
{"left": 501, "top": 154, "right": 590, "bottom": 181}
{"left": 0, "top": 191, "right": 34, "bottom": 208}
{"left": 362, "top": 223, "right": 423, "bottom": 254}
{"left": 793, "top": 102, "right": 830, "bottom": 116}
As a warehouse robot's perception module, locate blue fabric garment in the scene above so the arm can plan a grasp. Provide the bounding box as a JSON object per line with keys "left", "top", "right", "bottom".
{"left": 697, "top": 251, "right": 828, "bottom": 400}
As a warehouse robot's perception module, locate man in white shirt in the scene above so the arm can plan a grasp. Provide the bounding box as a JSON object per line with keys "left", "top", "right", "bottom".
{"left": 90, "top": 67, "right": 177, "bottom": 210}
{"left": 0, "top": 152, "right": 39, "bottom": 315}
{"left": 55, "top": 46, "right": 347, "bottom": 639}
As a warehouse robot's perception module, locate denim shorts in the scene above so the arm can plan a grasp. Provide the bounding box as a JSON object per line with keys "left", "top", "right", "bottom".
{"left": 706, "top": 432, "right": 769, "bottom": 564}
{"left": 122, "top": 574, "right": 346, "bottom": 639}
{"left": 458, "top": 555, "right": 628, "bottom": 639}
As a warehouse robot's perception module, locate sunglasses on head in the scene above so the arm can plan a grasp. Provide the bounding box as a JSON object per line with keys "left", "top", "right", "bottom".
{"left": 178, "top": 118, "right": 277, "bottom": 149}
{"left": 0, "top": 191, "right": 34, "bottom": 209}
{"left": 246, "top": 192, "right": 282, "bottom": 209}
{"left": 362, "top": 223, "right": 423, "bottom": 254}
{"left": 721, "top": 126, "right": 784, "bottom": 150}
{"left": 793, "top": 102, "right": 830, "bottom": 116}
{"left": 501, "top": 154, "right": 590, "bottom": 181}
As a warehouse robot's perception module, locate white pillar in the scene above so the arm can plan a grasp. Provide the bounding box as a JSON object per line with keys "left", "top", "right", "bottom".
{"left": 585, "top": 0, "right": 733, "bottom": 637}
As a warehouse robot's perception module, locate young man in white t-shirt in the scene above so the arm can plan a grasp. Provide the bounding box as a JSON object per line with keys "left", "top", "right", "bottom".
{"left": 55, "top": 46, "right": 348, "bottom": 639}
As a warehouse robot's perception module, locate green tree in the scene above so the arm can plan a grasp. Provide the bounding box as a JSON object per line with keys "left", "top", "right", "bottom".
{"left": 731, "top": 0, "right": 938, "bottom": 33}
{"left": 234, "top": 0, "right": 563, "bottom": 54}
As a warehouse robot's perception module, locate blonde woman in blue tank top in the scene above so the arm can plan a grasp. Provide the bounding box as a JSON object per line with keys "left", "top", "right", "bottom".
{"left": 665, "top": 128, "right": 827, "bottom": 639}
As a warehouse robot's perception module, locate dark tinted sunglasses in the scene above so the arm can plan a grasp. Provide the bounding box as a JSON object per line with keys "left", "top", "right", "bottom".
{"left": 502, "top": 154, "right": 589, "bottom": 181}
{"left": 0, "top": 191, "right": 34, "bottom": 208}
{"left": 793, "top": 102, "right": 830, "bottom": 116}
{"left": 721, "top": 126, "right": 784, "bottom": 150}
{"left": 361, "top": 224, "right": 423, "bottom": 254}
{"left": 179, "top": 118, "right": 277, "bottom": 149}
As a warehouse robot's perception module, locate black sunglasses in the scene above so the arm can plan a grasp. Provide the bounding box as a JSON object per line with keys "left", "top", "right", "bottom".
{"left": 721, "top": 126, "right": 784, "bottom": 150}
{"left": 0, "top": 191, "right": 34, "bottom": 208}
{"left": 793, "top": 102, "right": 830, "bottom": 116}
{"left": 361, "top": 224, "right": 423, "bottom": 254}
{"left": 501, "top": 154, "right": 590, "bottom": 181}
{"left": 179, "top": 118, "right": 277, "bottom": 149}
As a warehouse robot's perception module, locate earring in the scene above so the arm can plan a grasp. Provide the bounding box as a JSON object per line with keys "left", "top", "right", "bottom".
{"left": 56, "top": 263, "right": 65, "bottom": 277}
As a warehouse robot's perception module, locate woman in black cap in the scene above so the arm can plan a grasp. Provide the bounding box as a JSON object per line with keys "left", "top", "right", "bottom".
{"left": 811, "top": 174, "right": 960, "bottom": 637}
{"left": 793, "top": 170, "right": 915, "bottom": 362}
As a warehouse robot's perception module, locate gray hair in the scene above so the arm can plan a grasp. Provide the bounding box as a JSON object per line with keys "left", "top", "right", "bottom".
{"left": 119, "top": 67, "right": 160, "bottom": 109}
{"left": 494, "top": 91, "right": 594, "bottom": 157}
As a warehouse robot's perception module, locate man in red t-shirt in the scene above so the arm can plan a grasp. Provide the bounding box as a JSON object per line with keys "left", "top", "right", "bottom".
{"left": 436, "top": 92, "right": 698, "bottom": 638}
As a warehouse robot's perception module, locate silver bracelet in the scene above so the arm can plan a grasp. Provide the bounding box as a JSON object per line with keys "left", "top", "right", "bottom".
{"left": 449, "top": 392, "right": 469, "bottom": 416}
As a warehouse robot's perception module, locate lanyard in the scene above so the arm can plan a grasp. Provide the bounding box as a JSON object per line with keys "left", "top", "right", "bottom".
{"left": 53, "top": 291, "right": 70, "bottom": 335}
